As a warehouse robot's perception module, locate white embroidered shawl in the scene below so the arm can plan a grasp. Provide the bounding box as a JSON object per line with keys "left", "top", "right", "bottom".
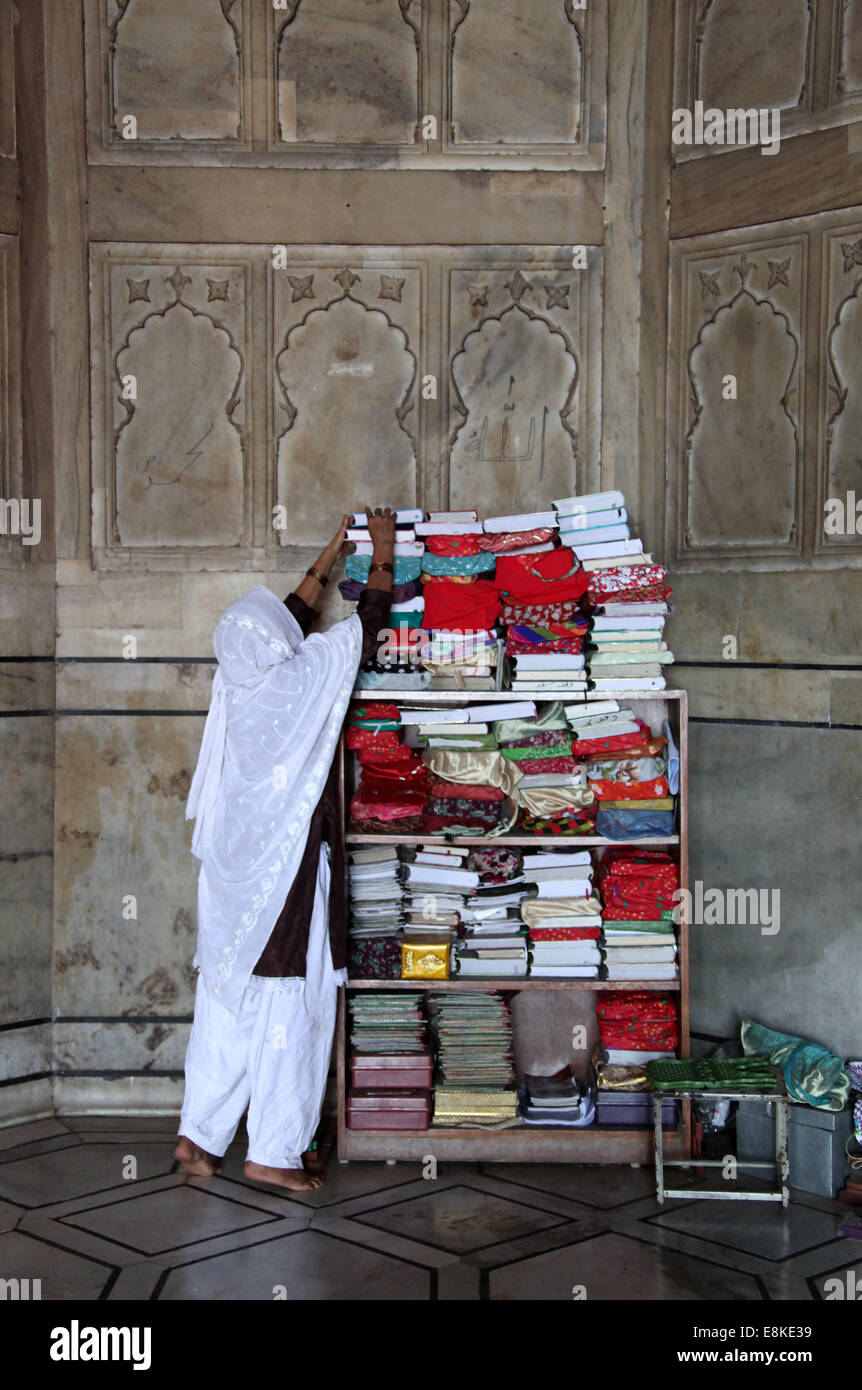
{"left": 185, "top": 585, "right": 362, "bottom": 1015}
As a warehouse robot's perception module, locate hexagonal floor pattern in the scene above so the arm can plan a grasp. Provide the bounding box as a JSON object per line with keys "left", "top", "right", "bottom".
{"left": 0, "top": 1117, "right": 854, "bottom": 1300}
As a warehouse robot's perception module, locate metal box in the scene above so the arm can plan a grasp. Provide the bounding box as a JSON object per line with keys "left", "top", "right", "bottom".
{"left": 737, "top": 1098, "right": 853, "bottom": 1197}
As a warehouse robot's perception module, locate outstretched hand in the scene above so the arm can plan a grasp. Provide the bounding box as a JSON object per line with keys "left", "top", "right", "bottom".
{"left": 322, "top": 514, "right": 351, "bottom": 565}
{"left": 365, "top": 506, "right": 396, "bottom": 550}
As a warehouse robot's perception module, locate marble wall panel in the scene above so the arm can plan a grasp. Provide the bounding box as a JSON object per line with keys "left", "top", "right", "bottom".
{"left": 86, "top": 0, "right": 607, "bottom": 168}
{"left": 53, "top": 714, "right": 201, "bottom": 1022}
{"left": 832, "top": 0, "right": 862, "bottom": 103}
{"left": 446, "top": 248, "right": 602, "bottom": 516}
{"left": 667, "top": 228, "right": 806, "bottom": 562}
{"left": 666, "top": 569, "right": 862, "bottom": 662}
{"left": 274, "top": 0, "right": 421, "bottom": 147}
{"left": 448, "top": 0, "right": 583, "bottom": 148}
{"left": 86, "top": 0, "right": 251, "bottom": 153}
{"left": 672, "top": 0, "right": 817, "bottom": 158}
{"left": 688, "top": 721, "right": 861, "bottom": 1059}
{"left": 0, "top": 719, "right": 54, "bottom": 1032}
{"left": 675, "top": 0, "right": 862, "bottom": 151}
{"left": 54, "top": 1020, "right": 189, "bottom": 1074}
{"left": 90, "top": 244, "right": 601, "bottom": 570}
{"left": 90, "top": 246, "right": 253, "bottom": 567}
{"left": 819, "top": 214, "right": 862, "bottom": 553}
{"left": 272, "top": 253, "right": 422, "bottom": 550}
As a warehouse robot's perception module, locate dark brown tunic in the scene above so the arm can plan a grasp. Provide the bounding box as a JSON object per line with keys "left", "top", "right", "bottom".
{"left": 252, "top": 587, "right": 390, "bottom": 979}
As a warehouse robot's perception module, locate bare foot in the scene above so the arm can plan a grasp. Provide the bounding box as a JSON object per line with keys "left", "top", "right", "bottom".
{"left": 244, "top": 1159, "right": 324, "bottom": 1191}
{"left": 174, "top": 1135, "right": 223, "bottom": 1177}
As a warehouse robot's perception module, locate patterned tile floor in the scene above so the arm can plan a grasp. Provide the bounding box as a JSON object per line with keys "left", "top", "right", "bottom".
{"left": 0, "top": 1116, "right": 857, "bottom": 1300}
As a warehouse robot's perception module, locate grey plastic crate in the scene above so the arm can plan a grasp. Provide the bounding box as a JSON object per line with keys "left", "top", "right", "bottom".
{"left": 737, "top": 1098, "right": 853, "bottom": 1198}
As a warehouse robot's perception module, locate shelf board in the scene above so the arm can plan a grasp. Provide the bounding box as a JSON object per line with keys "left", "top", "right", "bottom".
{"left": 351, "top": 689, "right": 683, "bottom": 703}
{"left": 347, "top": 977, "right": 680, "bottom": 991}
{"left": 348, "top": 833, "right": 679, "bottom": 846}
{"left": 338, "top": 1123, "right": 691, "bottom": 1162}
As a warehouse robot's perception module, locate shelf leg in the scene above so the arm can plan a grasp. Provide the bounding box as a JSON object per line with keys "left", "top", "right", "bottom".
{"left": 775, "top": 1095, "right": 789, "bottom": 1208}
{"left": 654, "top": 1095, "right": 665, "bottom": 1204}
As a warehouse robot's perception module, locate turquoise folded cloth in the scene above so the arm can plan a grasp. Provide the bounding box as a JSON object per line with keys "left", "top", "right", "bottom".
{"left": 421, "top": 552, "right": 496, "bottom": 577}
{"left": 345, "top": 554, "right": 422, "bottom": 585}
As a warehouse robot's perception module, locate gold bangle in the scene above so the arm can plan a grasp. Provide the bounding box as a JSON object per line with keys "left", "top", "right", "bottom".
{"left": 306, "top": 566, "right": 328, "bottom": 586}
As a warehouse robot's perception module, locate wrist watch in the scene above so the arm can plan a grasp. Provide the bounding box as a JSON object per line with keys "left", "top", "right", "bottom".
{"left": 369, "top": 560, "right": 394, "bottom": 574}
{"left": 306, "top": 565, "right": 328, "bottom": 586}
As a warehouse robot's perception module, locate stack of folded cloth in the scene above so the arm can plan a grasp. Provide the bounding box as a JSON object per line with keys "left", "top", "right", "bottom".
{"left": 520, "top": 1070, "right": 596, "bottom": 1127}
{"left": 567, "top": 700, "right": 677, "bottom": 838}
{"left": 596, "top": 991, "right": 679, "bottom": 1063}
{"left": 494, "top": 701, "right": 597, "bottom": 836}
{"left": 495, "top": 532, "right": 591, "bottom": 692}
{"left": 552, "top": 491, "right": 674, "bottom": 692}
{"left": 422, "top": 780, "right": 510, "bottom": 837}
{"left": 346, "top": 703, "right": 429, "bottom": 835}
{"left": 341, "top": 507, "right": 430, "bottom": 689}
{"left": 583, "top": 726, "right": 670, "bottom": 818}
{"left": 520, "top": 849, "right": 602, "bottom": 977}
{"left": 519, "top": 853, "right": 603, "bottom": 974}
{"left": 406, "top": 700, "right": 524, "bottom": 836}
{"left": 346, "top": 846, "right": 405, "bottom": 979}
{"left": 400, "top": 847, "right": 477, "bottom": 955}
{"left": 349, "top": 991, "right": 429, "bottom": 1054}
{"left": 597, "top": 850, "right": 679, "bottom": 981}
{"left": 555, "top": 491, "right": 674, "bottom": 689}
{"left": 417, "top": 512, "right": 502, "bottom": 659}
{"left": 451, "top": 846, "right": 529, "bottom": 978}
{"left": 417, "top": 628, "right": 499, "bottom": 691}
{"left": 505, "top": 613, "right": 590, "bottom": 693}
{"left": 431, "top": 991, "right": 518, "bottom": 1126}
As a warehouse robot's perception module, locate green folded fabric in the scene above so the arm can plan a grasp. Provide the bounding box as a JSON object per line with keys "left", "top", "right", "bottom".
{"left": 500, "top": 742, "right": 572, "bottom": 761}
{"left": 493, "top": 700, "right": 568, "bottom": 744}
{"left": 602, "top": 920, "right": 675, "bottom": 933}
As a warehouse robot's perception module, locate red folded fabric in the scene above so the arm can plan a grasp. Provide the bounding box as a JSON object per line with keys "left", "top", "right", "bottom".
{"left": 502, "top": 600, "right": 584, "bottom": 625}
{"left": 591, "top": 777, "right": 670, "bottom": 801}
{"left": 571, "top": 719, "right": 651, "bottom": 757}
{"left": 347, "top": 702, "right": 402, "bottom": 723}
{"left": 345, "top": 727, "right": 401, "bottom": 751}
{"left": 356, "top": 743, "right": 414, "bottom": 765}
{"left": 496, "top": 547, "right": 589, "bottom": 605}
{"left": 530, "top": 927, "right": 601, "bottom": 941}
{"left": 597, "top": 992, "right": 678, "bottom": 1022}
{"left": 586, "top": 565, "right": 666, "bottom": 601}
{"left": 427, "top": 781, "right": 505, "bottom": 801}
{"left": 477, "top": 528, "right": 555, "bottom": 553}
{"left": 424, "top": 533, "right": 483, "bottom": 557}
{"left": 511, "top": 755, "right": 578, "bottom": 776}
{"left": 359, "top": 753, "right": 427, "bottom": 783}
{"left": 422, "top": 578, "right": 501, "bottom": 632}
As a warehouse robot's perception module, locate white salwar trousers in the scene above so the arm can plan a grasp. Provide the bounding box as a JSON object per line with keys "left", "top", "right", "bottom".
{"left": 179, "top": 844, "right": 340, "bottom": 1168}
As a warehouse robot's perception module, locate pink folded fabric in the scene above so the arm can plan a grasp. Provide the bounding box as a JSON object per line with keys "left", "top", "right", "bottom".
{"left": 477, "top": 528, "right": 555, "bottom": 553}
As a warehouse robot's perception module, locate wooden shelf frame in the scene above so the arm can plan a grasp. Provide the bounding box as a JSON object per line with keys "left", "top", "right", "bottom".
{"left": 336, "top": 689, "right": 690, "bottom": 1165}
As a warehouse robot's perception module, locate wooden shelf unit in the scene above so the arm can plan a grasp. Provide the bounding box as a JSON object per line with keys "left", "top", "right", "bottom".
{"left": 336, "top": 688, "right": 690, "bottom": 1165}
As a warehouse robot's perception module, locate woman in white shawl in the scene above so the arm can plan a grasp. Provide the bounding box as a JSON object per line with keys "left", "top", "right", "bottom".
{"left": 175, "top": 508, "right": 395, "bottom": 1190}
